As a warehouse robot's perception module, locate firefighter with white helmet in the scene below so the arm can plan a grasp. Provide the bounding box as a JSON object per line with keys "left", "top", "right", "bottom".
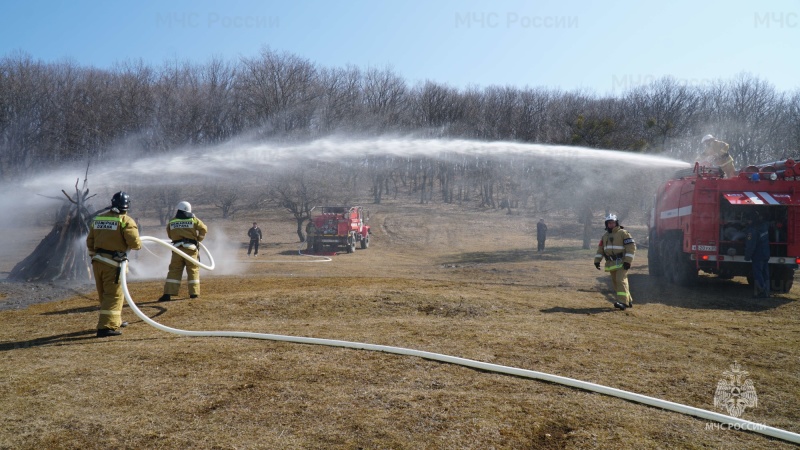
{"left": 594, "top": 213, "right": 636, "bottom": 310}
{"left": 700, "top": 134, "right": 735, "bottom": 178}
{"left": 86, "top": 191, "right": 142, "bottom": 337}
{"left": 158, "top": 201, "right": 208, "bottom": 302}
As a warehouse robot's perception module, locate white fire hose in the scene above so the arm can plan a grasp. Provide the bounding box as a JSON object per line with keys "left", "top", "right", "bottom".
{"left": 123, "top": 236, "right": 799, "bottom": 445}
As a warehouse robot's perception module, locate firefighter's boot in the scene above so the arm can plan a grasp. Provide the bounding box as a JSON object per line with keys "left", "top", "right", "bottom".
{"left": 97, "top": 329, "right": 122, "bottom": 337}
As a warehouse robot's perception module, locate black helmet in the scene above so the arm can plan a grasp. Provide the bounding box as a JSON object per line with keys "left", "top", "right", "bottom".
{"left": 111, "top": 191, "right": 130, "bottom": 211}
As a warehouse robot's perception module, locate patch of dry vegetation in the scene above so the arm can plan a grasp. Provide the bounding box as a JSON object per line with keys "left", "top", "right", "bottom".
{"left": 1, "top": 201, "right": 798, "bottom": 449}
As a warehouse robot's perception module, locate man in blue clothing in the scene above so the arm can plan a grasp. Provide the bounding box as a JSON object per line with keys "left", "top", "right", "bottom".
{"left": 744, "top": 211, "right": 771, "bottom": 298}
{"left": 247, "top": 222, "right": 263, "bottom": 257}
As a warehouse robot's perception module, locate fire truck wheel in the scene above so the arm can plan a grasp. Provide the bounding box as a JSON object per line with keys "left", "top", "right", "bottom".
{"left": 360, "top": 234, "right": 369, "bottom": 249}
{"left": 662, "top": 239, "right": 677, "bottom": 284}
{"left": 669, "top": 234, "right": 697, "bottom": 286}
{"left": 673, "top": 256, "right": 697, "bottom": 286}
{"left": 770, "top": 266, "right": 795, "bottom": 293}
{"left": 647, "top": 232, "right": 662, "bottom": 277}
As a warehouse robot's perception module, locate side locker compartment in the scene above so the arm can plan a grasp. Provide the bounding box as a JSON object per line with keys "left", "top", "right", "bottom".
{"left": 694, "top": 186, "right": 720, "bottom": 267}
{"left": 669, "top": 182, "right": 700, "bottom": 285}
{"left": 679, "top": 183, "right": 696, "bottom": 254}
{"left": 788, "top": 195, "right": 800, "bottom": 257}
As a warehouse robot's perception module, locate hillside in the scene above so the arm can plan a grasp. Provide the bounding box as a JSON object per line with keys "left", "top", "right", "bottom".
{"left": 1, "top": 200, "right": 798, "bottom": 449}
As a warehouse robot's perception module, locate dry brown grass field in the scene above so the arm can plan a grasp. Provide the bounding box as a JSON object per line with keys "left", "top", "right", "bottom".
{"left": 1, "top": 200, "right": 799, "bottom": 449}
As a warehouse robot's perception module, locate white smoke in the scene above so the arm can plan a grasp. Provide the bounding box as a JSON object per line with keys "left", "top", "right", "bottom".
{"left": 126, "top": 226, "right": 244, "bottom": 281}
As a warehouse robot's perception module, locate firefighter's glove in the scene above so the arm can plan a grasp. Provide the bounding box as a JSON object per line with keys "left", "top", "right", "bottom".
{"left": 594, "top": 262, "right": 601, "bottom": 270}
{"left": 623, "top": 262, "right": 631, "bottom": 270}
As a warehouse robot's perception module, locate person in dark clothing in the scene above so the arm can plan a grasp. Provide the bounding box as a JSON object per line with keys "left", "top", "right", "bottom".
{"left": 745, "top": 211, "right": 771, "bottom": 298}
{"left": 247, "top": 222, "right": 263, "bottom": 257}
{"left": 536, "top": 219, "right": 547, "bottom": 253}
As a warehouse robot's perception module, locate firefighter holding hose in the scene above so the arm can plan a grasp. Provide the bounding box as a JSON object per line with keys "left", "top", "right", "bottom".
{"left": 594, "top": 214, "right": 636, "bottom": 310}
{"left": 700, "top": 134, "right": 735, "bottom": 178}
{"left": 86, "top": 191, "right": 142, "bottom": 337}
{"left": 158, "top": 201, "right": 208, "bottom": 302}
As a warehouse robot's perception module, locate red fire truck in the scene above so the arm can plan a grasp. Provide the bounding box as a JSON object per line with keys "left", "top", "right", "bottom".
{"left": 649, "top": 159, "right": 800, "bottom": 292}
{"left": 305, "top": 206, "right": 370, "bottom": 254}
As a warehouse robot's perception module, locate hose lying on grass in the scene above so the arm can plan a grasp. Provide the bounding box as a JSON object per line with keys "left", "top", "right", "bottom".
{"left": 124, "top": 236, "right": 800, "bottom": 445}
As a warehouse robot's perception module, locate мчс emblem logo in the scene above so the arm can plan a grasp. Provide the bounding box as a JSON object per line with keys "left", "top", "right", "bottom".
{"left": 714, "top": 361, "right": 758, "bottom": 417}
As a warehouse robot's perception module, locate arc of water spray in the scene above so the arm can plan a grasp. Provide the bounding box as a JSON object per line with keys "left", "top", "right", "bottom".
{"left": 123, "top": 237, "right": 799, "bottom": 445}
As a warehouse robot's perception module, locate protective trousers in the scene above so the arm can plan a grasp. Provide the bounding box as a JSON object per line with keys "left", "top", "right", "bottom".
{"left": 93, "top": 261, "right": 124, "bottom": 330}
{"left": 609, "top": 268, "right": 633, "bottom": 306}
{"left": 248, "top": 239, "right": 259, "bottom": 255}
{"left": 751, "top": 259, "right": 770, "bottom": 296}
{"left": 163, "top": 247, "right": 200, "bottom": 296}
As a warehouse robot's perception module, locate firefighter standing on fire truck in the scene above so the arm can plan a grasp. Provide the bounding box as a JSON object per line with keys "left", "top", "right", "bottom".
{"left": 594, "top": 214, "right": 636, "bottom": 310}
{"left": 86, "top": 191, "right": 142, "bottom": 337}
{"left": 158, "top": 201, "right": 207, "bottom": 302}
{"left": 700, "top": 134, "right": 735, "bottom": 178}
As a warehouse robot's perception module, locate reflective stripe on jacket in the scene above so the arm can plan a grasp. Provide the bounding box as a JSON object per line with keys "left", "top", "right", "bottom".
{"left": 166, "top": 216, "right": 208, "bottom": 243}
{"left": 594, "top": 226, "right": 636, "bottom": 271}
{"left": 86, "top": 210, "right": 141, "bottom": 257}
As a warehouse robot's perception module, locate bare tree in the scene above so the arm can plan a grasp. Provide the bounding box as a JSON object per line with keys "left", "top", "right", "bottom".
{"left": 717, "top": 73, "right": 786, "bottom": 165}
{"left": 410, "top": 80, "right": 465, "bottom": 134}
{"left": 210, "top": 185, "right": 241, "bottom": 219}
{"left": 0, "top": 52, "right": 52, "bottom": 178}
{"left": 624, "top": 77, "right": 701, "bottom": 155}
{"left": 238, "top": 47, "right": 319, "bottom": 134}
{"left": 271, "top": 168, "right": 337, "bottom": 242}
{"left": 362, "top": 65, "right": 408, "bottom": 130}
{"left": 316, "top": 65, "right": 363, "bottom": 132}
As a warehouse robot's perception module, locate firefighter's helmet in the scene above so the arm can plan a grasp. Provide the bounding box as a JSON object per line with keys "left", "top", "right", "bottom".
{"left": 604, "top": 213, "right": 618, "bottom": 223}
{"left": 176, "top": 201, "right": 192, "bottom": 213}
{"left": 701, "top": 134, "right": 715, "bottom": 144}
{"left": 111, "top": 191, "right": 130, "bottom": 212}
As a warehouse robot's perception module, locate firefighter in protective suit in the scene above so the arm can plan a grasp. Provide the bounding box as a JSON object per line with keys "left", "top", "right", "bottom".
{"left": 158, "top": 201, "right": 208, "bottom": 302}
{"left": 594, "top": 214, "right": 636, "bottom": 310}
{"left": 86, "top": 191, "right": 142, "bottom": 337}
{"left": 700, "top": 134, "right": 735, "bottom": 178}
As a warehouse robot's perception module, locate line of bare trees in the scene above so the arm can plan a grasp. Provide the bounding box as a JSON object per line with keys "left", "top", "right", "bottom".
{"left": 2, "top": 48, "right": 799, "bottom": 182}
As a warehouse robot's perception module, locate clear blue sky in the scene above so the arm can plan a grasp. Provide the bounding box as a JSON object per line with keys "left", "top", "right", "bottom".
{"left": 1, "top": 0, "right": 797, "bottom": 95}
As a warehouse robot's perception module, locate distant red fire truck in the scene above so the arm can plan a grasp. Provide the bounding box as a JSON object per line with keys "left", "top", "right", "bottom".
{"left": 306, "top": 206, "right": 371, "bottom": 254}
